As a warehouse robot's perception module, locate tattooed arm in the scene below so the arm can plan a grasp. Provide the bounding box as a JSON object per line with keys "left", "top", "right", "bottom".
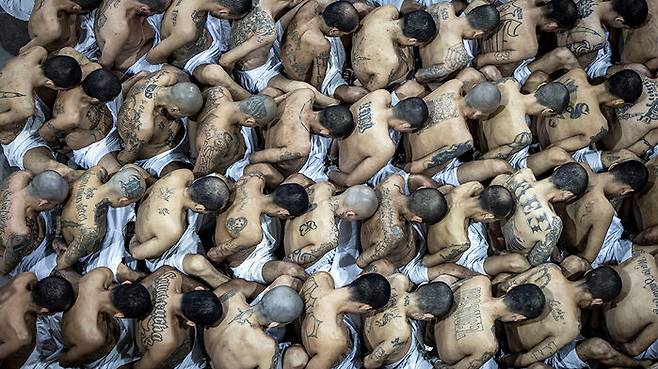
{"left": 527, "top": 217, "right": 562, "bottom": 267}
{"left": 0, "top": 234, "right": 31, "bottom": 274}
{"left": 329, "top": 155, "right": 391, "bottom": 187}
{"left": 475, "top": 50, "right": 528, "bottom": 67}
{"left": 364, "top": 337, "right": 409, "bottom": 369}
{"left": 207, "top": 231, "right": 261, "bottom": 263}
{"left": 422, "top": 243, "right": 471, "bottom": 268}
{"left": 509, "top": 336, "right": 562, "bottom": 367}
{"left": 220, "top": 33, "right": 277, "bottom": 71}
{"left": 65, "top": 106, "right": 114, "bottom": 148}
{"left": 404, "top": 142, "right": 473, "bottom": 174}
{"left": 482, "top": 132, "right": 531, "bottom": 160}
{"left": 627, "top": 129, "right": 658, "bottom": 157}
{"left": 578, "top": 211, "right": 612, "bottom": 263}
{"left": 284, "top": 241, "right": 338, "bottom": 265}
{"left": 250, "top": 147, "right": 309, "bottom": 164}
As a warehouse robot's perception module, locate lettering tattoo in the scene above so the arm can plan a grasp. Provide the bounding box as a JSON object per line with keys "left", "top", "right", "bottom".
{"left": 427, "top": 142, "right": 472, "bottom": 169}
{"left": 616, "top": 78, "right": 658, "bottom": 124}
{"left": 374, "top": 310, "right": 402, "bottom": 327}
{"left": 159, "top": 187, "right": 175, "bottom": 201}
{"left": 635, "top": 257, "right": 658, "bottom": 314}
{"left": 454, "top": 287, "right": 484, "bottom": 340}
{"left": 141, "top": 271, "right": 176, "bottom": 347}
{"left": 357, "top": 102, "right": 374, "bottom": 133}
{"left": 418, "top": 93, "right": 459, "bottom": 133}
{"left": 0, "top": 91, "right": 26, "bottom": 99}
{"left": 157, "top": 208, "right": 170, "bottom": 216}
{"left": 299, "top": 220, "right": 318, "bottom": 236}
{"left": 226, "top": 217, "right": 248, "bottom": 237}
{"left": 547, "top": 299, "right": 566, "bottom": 323}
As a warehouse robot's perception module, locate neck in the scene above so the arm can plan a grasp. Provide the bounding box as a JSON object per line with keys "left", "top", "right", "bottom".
{"left": 534, "top": 179, "right": 559, "bottom": 201}
{"left": 181, "top": 188, "right": 198, "bottom": 211}
{"left": 261, "top": 195, "right": 281, "bottom": 216}
{"left": 154, "top": 87, "right": 171, "bottom": 108}
{"left": 391, "top": 20, "right": 405, "bottom": 44}
{"left": 462, "top": 196, "right": 485, "bottom": 219}
{"left": 593, "top": 84, "right": 616, "bottom": 104}
{"left": 328, "top": 196, "right": 340, "bottom": 216}
{"left": 306, "top": 110, "right": 323, "bottom": 134}
{"left": 123, "top": 0, "right": 145, "bottom": 15}
{"left": 98, "top": 290, "right": 118, "bottom": 315}
{"left": 170, "top": 292, "right": 185, "bottom": 318}
{"left": 456, "top": 17, "right": 472, "bottom": 36}
{"left": 334, "top": 288, "right": 361, "bottom": 314}
{"left": 382, "top": 108, "right": 397, "bottom": 129}
{"left": 490, "top": 297, "right": 510, "bottom": 320}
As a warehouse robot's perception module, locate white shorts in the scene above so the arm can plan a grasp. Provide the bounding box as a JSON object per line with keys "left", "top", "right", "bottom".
{"left": 234, "top": 22, "right": 284, "bottom": 93}
{"left": 382, "top": 320, "right": 436, "bottom": 369}
{"left": 644, "top": 144, "right": 658, "bottom": 161}
{"left": 456, "top": 222, "right": 489, "bottom": 275}
{"left": 592, "top": 214, "right": 633, "bottom": 268}
{"left": 21, "top": 313, "right": 67, "bottom": 369}
{"left": 0, "top": 0, "right": 33, "bottom": 20}
{"left": 83, "top": 318, "right": 139, "bottom": 368}
{"left": 572, "top": 147, "right": 603, "bottom": 172}
{"left": 431, "top": 158, "right": 461, "bottom": 186}
{"left": 544, "top": 338, "right": 588, "bottom": 369}
{"left": 74, "top": 10, "right": 100, "bottom": 60}
{"left": 399, "top": 224, "right": 429, "bottom": 285}
{"left": 145, "top": 211, "right": 201, "bottom": 273}
{"left": 333, "top": 315, "right": 363, "bottom": 369}
{"left": 635, "top": 339, "right": 658, "bottom": 361}
{"left": 304, "top": 247, "right": 336, "bottom": 275}
{"left": 585, "top": 30, "right": 611, "bottom": 79}
{"left": 9, "top": 212, "right": 56, "bottom": 280}
{"left": 225, "top": 126, "right": 256, "bottom": 181}
{"left": 70, "top": 95, "right": 123, "bottom": 169}
{"left": 367, "top": 162, "right": 410, "bottom": 188}
{"left": 508, "top": 146, "right": 530, "bottom": 170}
{"left": 124, "top": 14, "right": 164, "bottom": 76}
{"left": 321, "top": 36, "right": 348, "bottom": 97}
{"left": 134, "top": 120, "right": 190, "bottom": 177}
{"left": 513, "top": 58, "right": 535, "bottom": 86}
{"left": 333, "top": 219, "right": 364, "bottom": 288}
{"left": 174, "top": 329, "right": 207, "bottom": 369}
{"left": 299, "top": 134, "right": 330, "bottom": 183}
{"left": 183, "top": 15, "right": 230, "bottom": 75}
{"left": 230, "top": 215, "right": 280, "bottom": 284}
{"left": 1, "top": 96, "right": 51, "bottom": 170}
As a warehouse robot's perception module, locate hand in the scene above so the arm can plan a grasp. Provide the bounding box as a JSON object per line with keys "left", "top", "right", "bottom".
{"left": 218, "top": 55, "right": 235, "bottom": 72}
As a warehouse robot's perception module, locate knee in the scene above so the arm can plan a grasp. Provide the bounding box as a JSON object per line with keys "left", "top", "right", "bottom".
{"left": 284, "top": 345, "right": 309, "bottom": 369}
{"left": 506, "top": 254, "right": 531, "bottom": 273}
{"left": 362, "top": 259, "right": 397, "bottom": 275}
{"left": 487, "top": 159, "right": 514, "bottom": 176}
{"left": 579, "top": 338, "right": 614, "bottom": 360}
{"left": 271, "top": 274, "right": 302, "bottom": 291}
{"left": 279, "top": 262, "right": 307, "bottom": 280}
{"left": 184, "top": 254, "right": 211, "bottom": 275}
{"left": 553, "top": 47, "right": 578, "bottom": 67}
{"left": 547, "top": 147, "right": 572, "bottom": 166}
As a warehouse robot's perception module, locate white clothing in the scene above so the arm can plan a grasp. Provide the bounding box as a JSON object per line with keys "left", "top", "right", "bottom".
{"left": 591, "top": 214, "right": 633, "bottom": 268}
{"left": 368, "top": 128, "right": 410, "bottom": 188}
{"left": 2, "top": 96, "right": 51, "bottom": 170}
{"left": 21, "top": 313, "right": 67, "bottom": 369}
{"left": 124, "top": 14, "right": 164, "bottom": 76}
{"left": 572, "top": 147, "right": 604, "bottom": 172}
{"left": 508, "top": 145, "right": 530, "bottom": 169}
{"left": 334, "top": 219, "right": 363, "bottom": 288}
{"left": 585, "top": 30, "right": 612, "bottom": 79}
{"left": 399, "top": 224, "right": 430, "bottom": 285}
{"left": 230, "top": 215, "right": 280, "bottom": 284}
{"left": 234, "top": 22, "right": 284, "bottom": 93}
{"left": 82, "top": 318, "right": 140, "bottom": 369}
{"left": 304, "top": 247, "right": 336, "bottom": 275}
{"left": 0, "top": 0, "right": 33, "bottom": 20}
{"left": 513, "top": 58, "right": 535, "bottom": 86}
{"left": 183, "top": 15, "right": 231, "bottom": 75}
{"left": 71, "top": 95, "right": 123, "bottom": 169}
{"left": 9, "top": 212, "right": 56, "bottom": 280}
{"left": 333, "top": 315, "right": 362, "bottom": 369}
{"left": 74, "top": 10, "right": 100, "bottom": 60}
{"left": 321, "top": 36, "right": 348, "bottom": 97}
{"left": 225, "top": 126, "right": 256, "bottom": 181}
{"left": 635, "top": 339, "right": 658, "bottom": 361}
{"left": 544, "top": 337, "right": 588, "bottom": 369}
{"left": 456, "top": 222, "right": 489, "bottom": 275}
{"left": 134, "top": 119, "right": 190, "bottom": 177}
{"left": 145, "top": 211, "right": 201, "bottom": 273}
{"left": 382, "top": 320, "right": 435, "bottom": 369}
{"left": 431, "top": 157, "right": 461, "bottom": 186}
{"left": 299, "top": 134, "right": 330, "bottom": 183}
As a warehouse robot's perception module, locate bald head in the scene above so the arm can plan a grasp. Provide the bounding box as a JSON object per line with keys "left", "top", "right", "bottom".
{"left": 107, "top": 168, "right": 146, "bottom": 201}
{"left": 464, "top": 82, "right": 501, "bottom": 114}
{"left": 28, "top": 171, "right": 69, "bottom": 204}
{"left": 342, "top": 185, "right": 378, "bottom": 219}
{"left": 170, "top": 82, "right": 203, "bottom": 116}
{"left": 257, "top": 286, "right": 304, "bottom": 324}
{"left": 239, "top": 95, "right": 278, "bottom": 124}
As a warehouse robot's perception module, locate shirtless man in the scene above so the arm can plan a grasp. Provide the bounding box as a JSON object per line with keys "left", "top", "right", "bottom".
{"left": 416, "top": 4, "right": 499, "bottom": 84}
{"left": 117, "top": 69, "right": 203, "bottom": 177}
{"left": 300, "top": 272, "right": 391, "bottom": 369}
{"left": 330, "top": 92, "right": 428, "bottom": 187}
{"left": 0, "top": 48, "right": 82, "bottom": 180}
{"left": 281, "top": 1, "right": 367, "bottom": 103}
{"left": 538, "top": 69, "right": 643, "bottom": 172}
{"left": 0, "top": 171, "right": 69, "bottom": 275}
{"left": 59, "top": 267, "right": 151, "bottom": 368}
{"left": 352, "top": 7, "right": 435, "bottom": 91}
{"left": 135, "top": 267, "right": 221, "bottom": 369}
{"left": 633, "top": 157, "right": 658, "bottom": 247}
{"left": 208, "top": 175, "right": 309, "bottom": 283}
{"left": 0, "top": 274, "right": 74, "bottom": 368}
{"left": 500, "top": 163, "right": 589, "bottom": 266}
{"left": 364, "top": 273, "right": 453, "bottom": 369}
{"left": 57, "top": 165, "right": 147, "bottom": 270}
{"left": 621, "top": 0, "right": 658, "bottom": 72}
{"left": 130, "top": 169, "right": 232, "bottom": 288}
{"left": 435, "top": 276, "right": 545, "bottom": 369}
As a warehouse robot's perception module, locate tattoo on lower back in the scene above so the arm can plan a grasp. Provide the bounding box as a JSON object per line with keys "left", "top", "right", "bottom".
{"left": 299, "top": 220, "right": 318, "bottom": 236}
{"left": 226, "top": 217, "right": 247, "bottom": 237}
{"left": 141, "top": 271, "right": 176, "bottom": 347}
{"left": 157, "top": 208, "right": 170, "bottom": 216}
{"left": 159, "top": 187, "right": 174, "bottom": 201}
{"left": 357, "top": 102, "right": 374, "bottom": 133}
{"left": 454, "top": 287, "right": 484, "bottom": 340}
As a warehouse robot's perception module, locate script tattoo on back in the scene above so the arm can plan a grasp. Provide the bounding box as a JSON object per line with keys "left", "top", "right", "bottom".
{"left": 418, "top": 93, "right": 459, "bottom": 133}
{"left": 141, "top": 271, "right": 177, "bottom": 347}
{"left": 454, "top": 287, "right": 484, "bottom": 340}
{"left": 357, "top": 102, "right": 374, "bottom": 133}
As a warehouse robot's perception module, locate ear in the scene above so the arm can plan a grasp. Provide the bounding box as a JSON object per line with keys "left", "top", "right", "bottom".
{"left": 421, "top": 313, "right": 434, "bottom": 320}
{"left": 194, "top": 286, "right": 206, "bottom": 291}
{"left": 44, "top": 79, "right": 56, "bottom": 89}
{"left": 345, "top": 210, "right": 357, "bottom": 218}
{"left": 243, "top": 117, "right": 257, "bottom": 127}
{"left": 510, "top": 313, "right": 526, "bottom": 322}
{"left": 39, "top": 307, "right": 50, "bottom": 314}
{"left": 186, "top": 320, "right": 196, "bottom": 327}
{"left": 410, "top": 215, "right": 423, "bottom": 223}
{"left": 318, "top": 128, "right": 331, "bottom": 137}
{"left": 114, "top": 312, "right": 125, "bottom": 318}
{"left": 121, "top": 280, "right": 132, "bottom": 285}
{"left": 472, "top": 30, "right": 485, "bottom": 38}
{"left": 542, "top": 21, "right": 559, "bottom": 32}
{"left": 613, "top": 16, "right": 627, "bottom": 28}
{"left": 541, "top": 108, "right": 555, "bottom": 116}
{"left": 359, "top": 304, "right": 372, "bottom": 311}
{"left": 399, "top": 122, "right": 413, "bottom": 132}
{"left": 138, "top": 5, "right": 151, "bottom": 14}
{"left": 194, "top": 204, "right": 206, "bottom": 213}
{"left": 554, "top": 191, "right": 574, "bottom": 202}
{"left": 407, "top": 37, "right": 418, "bottom": 45}
{"left": 119, "top": 196, "right": 130, "bottom": 204}
{"left": 590, "top": 298, "right": 604, "bottom": 306}
{"left": 277, "top": 209, "right": 291, "bottom": 218}
{"left": 38, "top": 199, "right": 49, "bottom": 208}
{"left": 268, "top": 322, "right": 281, "bottom": 329}
{"left": 480, "top": 212, "right": 496, "bottom": 221}
{"left": 607, "top": 98, "right": 625, "bottom": 108}
{"left": 329, "top": 27, "right": 341, "bottom": 37}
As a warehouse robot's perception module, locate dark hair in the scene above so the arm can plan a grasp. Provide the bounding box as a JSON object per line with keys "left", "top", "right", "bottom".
{"left": 414, "top": 282, "right": 453, "bottom": 318}
{"left": 319, "top": 105, "right": 355, "bottom": 138}
{"left": 544, "top": 0, "right": 578, "bottom": 29}
{"left": 347, "top": 273, "right": 391, "bottom": 310}
{"left": 393, "top": 97, "right": 429, "bottom": 131}
{"left": 181, "top": 290, "right": 222, "bottom": 326}
{"left": 322, "top": 1, "right": 360, "bottom": 33}
{"left": 465, "top": 5, "right": 500, "bottom": 32}
{"left": 139, "top": 0, "right": 168, "bottom": 13}
{"left": 29, "top": 170, "right": 70, "bottom": 203}
{"left": 74, "top": 0, "right": 103, "bottom": 10}
{"left": 612, "top": 0, "right": 648, "bottom": 27}
{"left": 217, "top": 0, "right": 252, "bottom": 17}
{"left": 111, "top": 283, "right": 152, "bottom": 319}
{"left": 549, "top": 162, "right": 588, "bottom": 198}
{"left": 82, "top": 69, "right": 121, "bottom": 102}
{"left": 609, "top": 160, "right": 649, "bottom": 192}
{"left": 189, "top": 176, "right": 231, "bottom": 212}
{"left": 402, "top": 10, "right": 437, "bottom": 43}
{"left": 32, "top": 276, "right": 75, "bottom": 312}
{"left": 535, "top": 82, "right": 570, "bottom": 114}
{"left": 408, "top": 188, "right": 447, "bottom": 224}
{"left": 271, "top": 183, "right": 310, "bottom": 217}
{"left": 503, "top": 284, "right": 546, "bottom": 319}
{"left": 605, "top": 70, "right": 643, "bottom": 103}
{"left": 42, "top": 56, "right": 82, "bottom": 89}
{"left": 478, "top": 185, "right": 515, "bottom": 219}
{"left": 584, "top": 266, "right": 622, "bottom": 302}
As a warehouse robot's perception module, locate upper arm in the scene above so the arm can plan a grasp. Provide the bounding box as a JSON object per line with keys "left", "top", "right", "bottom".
{"left": 580, "top": 211, "right": 613, "bottom": 262}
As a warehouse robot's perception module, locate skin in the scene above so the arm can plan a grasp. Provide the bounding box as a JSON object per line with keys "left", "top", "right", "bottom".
{"left": 621, "top": 0, "right": 658, "bottom": 71}
{"left": 23, "top": 0, "right": 85, "bottom": 53}
{"left": 633, "top": 157, "right": 658, "bottom": 246}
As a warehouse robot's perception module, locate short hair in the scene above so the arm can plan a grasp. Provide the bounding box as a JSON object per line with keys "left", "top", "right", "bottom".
{"left": 465, "top": 5, "right": 500, "bottom": 32}
{"left": 605, "top": 70, "right": 643, "bottom": 103}
{"left": 347, "top": 273, "right": 391, "bottom": 310}
{"left": 271, "top": 183, "right": 310, "bottom": 217}
{"left": 322, "top": 1, "right": 360, "bottom": 33}
{"left": 32, "top": 276, "right": 75, "bottom": 312}
{"left": 549, "top": 162, "right": 588, "bottom": 198}
{"left": 584, "top": 266, "right": 622, "bottom": 302}
{"left": 401, "top": 10, "right": 437, "bottom": 43}
{"left": 111, "top": 283, "right": 152, "bottom": 319}
{"left": 170, "top": 82, "right": 204, "bottom": 116}
{"left": 544, "top": 0, "right": 578, "bottom": 29}
{"left": 478, "top": 185, "right": 515, "bottom": 219}
{"left": 258, "top": 286, "right": 304, "bottom": 323}
{"left": 42, "top": 55, "right": 82, "bottom": 89}
{"left": 189, "top": 176, "right": 231, "bottom": 212}
{"left": 82, "top": 69, "right": 121, "bottom": 102}
{"left": 238, "top": 95, "right": 278, "bottom": 123}
{"left": 217, "top": 0, "right": 252, "bottom": 17}
{"left": 319, "top": 105, "right": 355, "bottom": 138}
{"left": 138, "top": 0, "right": 168, "bottom": 13}
{"left": 407, "top": 188, "right": 447, "bottom": 224}
{"left": 392, "top": 97, "right": 429, "bottom": 131}
{"left": 414, "top": 282, "right": 453, "bottom": 318}
{"left": 74, "top": 0, "right": 103, "bottom": 10}
{"left": 613, "top": 0, "right": 648, "bottom": 27}
{"left": 29, "top": 170, "right": 69, "bottom": 203}
{"left": 342, "top": 185, "right": 378, "bottom": 219}
{"left": 609, "top": 160, "right": 649, "bottom": 192}
{"left": 464, "top": 82, "right": 501, "bottom": 114}
{"left": 181, "top": 290, "right": 222, "bottom": 326}
{"left": 503, "top": 284, "right": 546, "bottom": 319}
{"left": 535, "top": 82, "right": 570, "bottom": 114}
{"left": 108, "top": 169, "right": 146, "bottom": 201}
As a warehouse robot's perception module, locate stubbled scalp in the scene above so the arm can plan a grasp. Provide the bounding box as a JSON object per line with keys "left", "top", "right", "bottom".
{"left": 343, "top": 185, "right": 378, "bottom": 218}
{"left": 238, "top": 95, "right": 278, "bottom": 123}
{"left": 29, "top": 171, "right": 70, "bottom": 203}
{"left": 170, "top": 82, "right": 204, "bottom": 116}
{"left": 464, "top": 82, "right": 501, "bottom": 114}
{"left": 108, "top": 168, "right": 146, "bottom": 200}
{"left": 258, "top": 286, "right": 304, "bottom": 323}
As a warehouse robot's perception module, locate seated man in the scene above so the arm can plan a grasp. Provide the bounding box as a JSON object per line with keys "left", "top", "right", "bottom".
{"left": 364, "top": 273, "right": 453, "bottom": 369}
{"left": 538, "top": 69, "right": 643, "bottom": 172}
{"left": 427, "top": 182, "right": 529, "bottom": 276}
{"left": 352, "top": 7, "right": 436, "bottom": 91}
{"left": 0, "top": 171, "right": 69, "bottom": 275}
{"left": 435, "top": 276, "right": 545, "bottom": 369}
{"left": 281, "top": 1, "right": 367, "bottom": 104}
{"left": 285, "top": 183, "right": 378, "bottom": 286}
{"left": 117, "top": 69, "right": 203, "bottom": 177}
{"left": 135, "top": 267, "right": 221, "bottom": 369}
{"left": 633, "top": 156, "right": 658, "bottom": 246}
{"left": 477, "top": 0, "right": 578, "bottom": 83}
{"left": 252, "top": 88, "right": 355, "bottom": 183}
{"left": 621, "top": 2, "right": 658, "bottom": 72}
{"left": 57, "top": 165, "right": 147, "bottom": 271}
{"left": 130, "top": 169, "right": 231, "bottom": 288}
{"left": 301, "top": 272, "right": 391, "bottom": 369}
{"left": 480, "top": 80, "right": 571, "bottom": 175}
{"left": 330, "top": 92, "right": 428, "bottom": 187}
{"left": 0, "top": 48, "right": 82, "bottom": 181}
{"left": 0, "top": 274, "right": 75, "bottom": 367}
{"left": 417, "top": 4, "right": 499, "bottom": 84}
{"left": 500, "top": 163, "right": 588, "bottom": 266}
{"left": 59, "top": 267, "right": 151, "bottom": 368}
{"left": 208, "top": 174, "right": 309, "bottom": 283}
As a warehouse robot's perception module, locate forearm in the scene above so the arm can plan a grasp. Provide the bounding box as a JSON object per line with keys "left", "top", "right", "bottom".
{"left": 476, "top": 50, "right": 522, "bottom": 67}
{"left": 146, "top": 38, "right": 181, "bottom": 64}
{"left": 407, "top": 142, "right": 473, "bottom": 173}
{"left": 513, "top": 338, "right": 560, "bottom": 367}
{"left": 634, "top": 225, "right": 658, "bottom": 246}
{"left": 415, "top": 64, "right": 452, "bottom": 84}
{"left": 208, "top": 239, "right": 252, "bottom": 262}
{"left": 250, "top": 148, "right": 305, "bottom": 164}
{"left": 422, "top": 244, "right": 470, "bottom": 267}
{"left": 284, "top": 242, "right": 336, "bottom": 265}
{"left": 628, "top": 130, "right": 658, "bottom": 157}
{"left": 550, "top": 134, "right": 590, "bottom": 152}
{"left": 220, "top": 36, "right": 272, "bottom": 67}
{"left": 357, "top": 239, "right": 398, "bottom": 267}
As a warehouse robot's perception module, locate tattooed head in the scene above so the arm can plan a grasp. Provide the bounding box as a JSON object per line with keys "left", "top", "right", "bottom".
{"left": 346, "top": 273, "right": 391, "bottom": 310}
{"left": 111, "top": 283, "right": 152, "bottom": 319}
{"left": 74, "top": 0, "right": 102, "bottom": 10}
{"left": 407, "top": 188, "right": 447, "bottom": 224}
{"left": 392, "top": 97, "right": 429, "bottom": 132}
{"left": 605, "top": 69, "right": 643, "bottom": 104}
{"left": 189, "top": 176, "right": 231, "bottom": 212}
{"left": 32, "top": 276, "right": 75, "bottom": 313}
{"left": 42, "top": 55, "right": 82, "bottom": 89}
{"left": 612, "top": 0, "right": 648, "bottom": 28}
{"left": 322, "top": 1, "right": 359, "bottom": 34}
{"left": 582, "top": 266, "right": 622, "bottom": 303}
{"left": 543, "top": 0, "right": 578, "bottom": 30}
{"left": 465, "top": 5, "right": 500, "bottom": 33}
{"left": 215, "top": 0, "right": 252, "bottom": 18}
{"left": 401, "top": 10, "right": 437, "bottom": 44}
{"left": 535, "top": 82, "right": 570, "bottom": 114}
{"left": 108, "top": 168, "right": 146, "bottom": 202}
{"left": 181, "top": 290, "right": 222, "bottom": 326}
{"left": 137, "top": 0, "right": 169, "bottom": 13}
{"left": 478, "top": 185, "right": 515, "bottom": 220}
{"left": 82, "top": 69, "right": 121, "bottom": 102}
{"left": 549, "top": 162, "right": 588, "bottom": 199}
{"left": 169, "top": 82, "right": 204, "bottom": 116}
{"left": 28, "top": 170, "right": 70, "bottom": 205}
{"left": 238, "top": 95, "right": 277, "bottom": 124}
{"left": 340, "top": 185, "right": 378, "bottom": 220}
{"left": 319, "top": 105, "right": 355, "bottom": 138}
{"left": 609, "top": 160, "right": 649, "bottom": 192}
{"left": 410, "top": 282, "right": 453, "bottom": 319}
{"left": 256, "top": 286, "right": 304, "bottom": 324}
{"left": 271, "top": 183, "right": 310, "bottom": 218}
{"left": 502, "top": 284, "right": 546, "bottom": 320}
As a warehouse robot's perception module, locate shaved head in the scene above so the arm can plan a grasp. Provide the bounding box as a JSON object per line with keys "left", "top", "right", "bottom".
{"left": 170, "top": 82, "right": 203, "bottom": 116}
{"left": 464, "top": 82, "right": 501, "bottom": 114}
{"left": 108, "top": 168, "right": 146, "bottom": 201}
{"left": 239, "top": 95, "right": 278, "bottom": 124}
{"left": 257, "top": 286, "right": 304, "bottom": 323}
{"left": 342, "top": 185, "right": 378, "bottom": 219}
{"left": 28, "top": 171, "right": 69, "bottom": 203}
